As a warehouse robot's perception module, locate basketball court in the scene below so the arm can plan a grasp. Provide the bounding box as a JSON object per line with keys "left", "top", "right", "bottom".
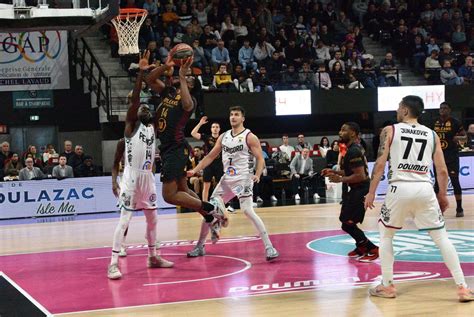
{"left": 1, "top": 195, "right": 473, "bottom": 316}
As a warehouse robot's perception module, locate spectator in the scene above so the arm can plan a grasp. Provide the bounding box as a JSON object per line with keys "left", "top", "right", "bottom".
{"left": 330, "top": 61, "right": 347, "bottom": 88}
{"left": 52, "top": 155, "right": 74, "bottom": 179}
{"left": 158, "top": 37, "right": 172, "bottom": 63}
{"left": 256, "top": 4, "right": 274, "bottom": 36}
{"left": 146, "top": 41, "right": 159, "bottom": 65}
{"left": 69, "top": 145, "right": 85, "bottom": 176}
{"left": 378, "top": 52, "right": 399, "bottom": 87}
{"left": 275, "top": 27, "right": 289, "bottom": 47}
{"left": 452, "top": 25, "right": 467, "bottom": 50}
{"left": 177, "top": 2, "right": 193, "bottom": 30}
{"left": 281, "top": 64, "right": 300, "bottom": 89}
{"left": 326, "top": 140, "right": 340, "bottom": 169}
{"left": 162, "top": 3, "right": 179, "bottom": 40}
{"left": 434, "top": 1, "right": 448, "bottom": 21}
{"left": 61, "top": 140, "right": 74, "bottom": 163}
{"left": 284, "top": 39, "right": 303, "bottom": 68}
{"left": 392, "top": 24, "right": 410, "bottom": 65}
{"left": 298, "top": 62, "right": 314, "bottom": 89}
{"left": 347, "top": 50, "right": 362, "bottom": 71}
{"left": 267, "top": 51, "right": 285, "bottom": 81}
{"left": 42, "top": 144, "right": 57, "bottom": 163}
{"left": 435, "top": 12, "right": 452, "bottom": 42}
{"left": 329, "top": 51, "right": 346, "bottom": 71}
{"left": 420, "top": 3, "right": 434, "bottom": 23}
{"left": 255, "top": 158, "right": 278, "bottom": 203}
{"left": 295, "top": 134, "right": 311, "bottom": 151}
{"left": 307, "top": 25, "right": 319, "bottom": 45}
{"left": 142, "top": 0, "right": 158, "bottom": 23}
{"left": 467, "top": 124, "right": 474, "bottom": 150}
{"left": 4, "top": 153, "right": 22, "bottom": 178}
{"left": 301, "top": 38, "right": 317, "bottom": 65}
{"left": 426, "top": 36, "right": 440, "bottom": 55}
{"left": 440, "top": 60, "right": 464, "bottom": 85}
{"left": 411, "top": 35, "right": 427, "bottom": 74}
{"left": 19, "top": 157, "right": 45, "bottom": 181}
{"left": 253, "top": 39, "right": 275, "bottom": 67}
{"left": 192, "top": 39, "right": 207, "bottom": 69}
{"left": 187, "top": 146, "right": 204, "bottom": 196}
{"left": 289, "top": 148, "right": 314, "bottom": 200}
{"left": 234, "top": 18, "right": 249, "bottom": 44}
{"left": 358, "top": 59, "right": 377, "bottom": 88}
{"left": 319, "top": 137, "right": 331, "bottom": 158}
{"left": 24, "top": 145, "right": 43, "bottom": 168}
{"left": 77, "top": 155, "right": 102, "bottom": 177}
{"left": 364, "top": 4, "right": 380, "bottom": 40}
{"left": 333, "top": 11, "right": 353, "bottom": 42}
{"left": 315, "top": 39, "right": 331, "bottom": 64}
{"left": 278, "top": 134, "right": 295, "bottom": 163}
{"left": 254, "top": 66, "right": 273, "bottom": 92}
{"left": 456, "top": 47, "right": 471, "bottom": 69}
{"left": 193, "top": 2, "right": 210, "bottom": 27}
{"left": 199, "top": 65, "right": 215, "bottom": 90}
{"left": 314, "top": 63, "right": 332, "bottom": 90}
{"left": 207, "top": 5, "right": 221, "bottom": 30}
{"left": 139, "top": 17, "right": 159, "bottom": 49}
{"left": 439, "top": 42, "right": 456, "bottom": 66}
{"left": 189, "top": 17, "right": 203, "bottom": 37}
{"left": 220, "top": 15, "right": 235, "bottom": 44}
{"left": 347, "top": 72, "right": 364, "bottom": 89}
{"left": 281, "top": 4, "right": 296, "bottom": 28}
{"left": 211, "top": 40, "right": 231, "bottom": 67}
{"left": 182, "top": 24, "right": 198, "bottom": 46}
{"left": 425, "top": 49, "right": 442, "bottom": 83}
{"left": 458, "top": 56, "right": 474, "bottom": 84}
{"left": 238, "top": 39, "right": 258, "bottom": 72}
{"left": 232, "top": 64, "right": 254, "bottom": 92}
{"left": 213, "top": 64, "right": 234, "bottom": 91}
{"left": 199, "top": 25, "right": 218, "bottom": 62}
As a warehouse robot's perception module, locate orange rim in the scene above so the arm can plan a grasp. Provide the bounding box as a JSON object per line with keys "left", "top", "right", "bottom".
{"left": 116, "top": 8, "right": 148, "bottom": 19}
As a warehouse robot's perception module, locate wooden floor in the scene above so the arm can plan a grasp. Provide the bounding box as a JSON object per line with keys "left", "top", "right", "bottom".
{"left": 1, "top": 195, "right": 473, "bottom": 317}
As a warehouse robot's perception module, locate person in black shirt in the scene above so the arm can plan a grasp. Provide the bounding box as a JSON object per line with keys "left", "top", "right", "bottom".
{"left": 145, "top": 50, "right": 227, "bottom": 232}
{"left": 191, "top": 116, "right": 223, "bottom": 202}
{"left": 326, "top": 140, "right": 339, "bottom": 168}
{"left": 433, "top": 102, "right": 467, "bottom": 217}
{"left": 322, "top": 122, "right": 379, "bottom": 262}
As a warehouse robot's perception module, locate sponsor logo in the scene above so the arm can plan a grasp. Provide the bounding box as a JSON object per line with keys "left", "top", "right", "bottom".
{"left": 226, "top": 167, "right": 237, "bottom": 176}
{"left": 397, "top": 163, "right": 429, "bottom": 173}
{"left": 223, "top": 144, "right": 244, "bottom": 154}
{"left": 149, "top": 194, "right": 156, "bottom": 202}
{"left": 307, "top": 230, "right": 474, "bottom": 263}
{"left": 0, "top": 187, "right": 93, "bottom": 204}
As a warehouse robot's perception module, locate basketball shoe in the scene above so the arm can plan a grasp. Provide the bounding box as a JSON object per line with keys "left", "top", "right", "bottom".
{"left": 210, "top": 219, "right": 221, "bottom": 244}
{"left": 107, "top": 264, "right": 122, "bottom": 280}
{"left": 210, "top": 196, "right": 229, "bottom": 227}
{"left": 456, "top": 207, "right": 464, "bottom": 218}
{"left": 266, "top": 246, "right": 279, "bottom": 261}
{"left": 119, "top": 246, "right": 127, "bottom": 257}
{"left": 369, "top": 283, "right": 397, "bottom": 298}
{"left": 358, "top": 247, "right": 379, "bottom": 262}
{"left": 187, "top": 245, "right": 205, "bottom": 257}
{"left": 458, "top": 285, "right": 474, "bottom": 302}
{"left": 347, "top": 245, "right": 367, "bottom": 258}
{"left": 147, "top": 256, "right": 174, "bottom": 268}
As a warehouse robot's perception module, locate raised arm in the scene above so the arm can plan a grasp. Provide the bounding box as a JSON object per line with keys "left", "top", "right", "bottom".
{"left": 364, "top": 126, "right": 392, "bottom": 209}
{"left": 191, "top": 116, "right": 208, "bottom": 140}
{"left": 188, "top": 134, "right": 223, "bottom": 175}
{"left": 112, "top": 139, "right": 125, "bottom": 197}
{"left": 247, "top": 133, "right": 264, "bottom": 183}
{"left": 145, "top": 53, "right": 174, "bottom": 94}
{"left": 178, "top": 56, "right": 195, "bottom": 111}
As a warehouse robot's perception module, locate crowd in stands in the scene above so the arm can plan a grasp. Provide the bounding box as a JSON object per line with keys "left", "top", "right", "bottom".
{"left": 0, "top": 140, "right": 102, "bottom": 182}
{"left": 106, "top": 0, "right": 474, "bottom": 92}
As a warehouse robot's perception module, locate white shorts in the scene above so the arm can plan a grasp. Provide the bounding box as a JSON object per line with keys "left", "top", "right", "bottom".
{"left": 380, "top": 182, "right": 445, "bottom": 231}
{"left": 211, "top": 174, "right": 253, "bottom": 204}
{"left": 118, "top": 169, "right": 157, "bottom": 211}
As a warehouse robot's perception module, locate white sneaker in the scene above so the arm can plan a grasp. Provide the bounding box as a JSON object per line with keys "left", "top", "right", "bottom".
{"left": 256, "top": 196, "right": 263, "bottom": 203}
{"left": 147, "top": 256, "right": 174, "bottom": 268}
{"left": 210, "top": 196, "right": 228, "bottom": 227}
{"left": 107, "top": 264, "right": 122, "bottom": 280}
{"left": 227, "top": 205, "right": 236, "bottom": 213}
{"left": 210, "top": 219, "right": 221, "bottom": 244}
{"left": 265, "top": 247, "right": 279, "bottom": 261}
{"left": 294, "top": 194, "right": 301, "bottom": 200}
{"left": 313, "top": 193, "right": 320, "bottom": 200}
{"left": 270, "top": 195, "right": 278, "bottom": 202}
{"left": 252, "top": 202, "right": 258, "bottom": 208}
{"left": 119, "top": 246, "right": 127, "bottom": 257}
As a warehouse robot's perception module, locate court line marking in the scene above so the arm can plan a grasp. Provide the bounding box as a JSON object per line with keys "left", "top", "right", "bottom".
{"left": 55, "top": 275, "right": 474, "bottom": 316}
{"left": 0, "top": 271, "right": 53, "bottom": 317}
{"left": 305, "top": 230, "right": 474, "bottom": 263}
{"left": 87, "top": 252, "right": 252, "bottom": 286}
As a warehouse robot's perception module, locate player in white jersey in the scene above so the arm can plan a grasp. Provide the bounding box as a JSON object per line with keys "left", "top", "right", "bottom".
{"left": 186, "top": 106, "right": 279, "bottom": 261}
{"left": 108, "top": 52, "right": 174, "bottom": 280}
{"left": 365, "top": 95, "right": 474, "bottom": 301}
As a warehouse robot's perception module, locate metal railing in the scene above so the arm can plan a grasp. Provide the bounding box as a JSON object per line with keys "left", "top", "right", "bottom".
{"left": 72, "top": 37, "right": 111, "bottom": 120}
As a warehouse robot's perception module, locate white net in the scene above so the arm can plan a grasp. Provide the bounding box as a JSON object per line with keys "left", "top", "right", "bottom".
{"left": 111, "top": 10, "right": 148, "bottom": 55}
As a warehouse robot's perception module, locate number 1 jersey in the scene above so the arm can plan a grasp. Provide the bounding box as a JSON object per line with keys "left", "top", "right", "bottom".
{"left": 388, "top": 123, "right": 436, "bottom": 184}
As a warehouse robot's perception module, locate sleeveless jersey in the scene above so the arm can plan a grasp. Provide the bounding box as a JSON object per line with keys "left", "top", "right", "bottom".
{"left": 221, "top": 129, "right": 254, "bottom": 176}
{"left": 124, "top": 123, "right": 155, "bottom": 171}
{"left": 388, "top": 123, "right": 435, "bottom": 183}
{"left": 433, "top": 117, "right": 462, "bottom": 159}
{"left": 155, "top": 87, "right": 194, "bottom": 151}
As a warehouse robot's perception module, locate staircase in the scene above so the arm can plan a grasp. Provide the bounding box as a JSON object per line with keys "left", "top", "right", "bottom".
{"left": 362, "top": 36, "right": 427, "bottom": 86}
{"left": 74, "top": 33, "right": 132, "bottom": 122}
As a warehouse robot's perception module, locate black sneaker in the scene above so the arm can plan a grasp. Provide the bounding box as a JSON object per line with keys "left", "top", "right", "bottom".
{"left": 456, "top": 207, "right": 464, "bottom": 218}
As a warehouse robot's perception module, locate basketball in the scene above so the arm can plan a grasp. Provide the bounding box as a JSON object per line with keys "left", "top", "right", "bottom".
{"left": 170, "top": 43, "right": 193, "bottom": 66}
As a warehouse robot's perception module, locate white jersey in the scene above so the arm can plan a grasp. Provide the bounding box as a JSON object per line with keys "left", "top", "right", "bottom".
{"left": 124, "top": 123, "right": 155, "bottom": 172}
{"left": 388, "top": 122, "right": 435, "bottom": 184}
{"left": 221, "top": 129, "right": 254, "bottom": 177}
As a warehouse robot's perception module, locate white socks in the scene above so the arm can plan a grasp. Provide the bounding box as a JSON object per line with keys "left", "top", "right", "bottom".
{"left": 110, "top": 208, "right": 133, "bottom": 265}
{"left": 144, "top": 209, "right": 158, "bottom": 257}
{"left": 378, "top": 222, "right": 396, "bottom": 286}
{"left": 429, "top": 228, "right": 467, "bottom": 287}
{"left": 240, "top": 197, "right": 273, "bottom": 249}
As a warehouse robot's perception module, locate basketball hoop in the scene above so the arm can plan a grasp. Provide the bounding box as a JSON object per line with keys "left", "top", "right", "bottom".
{"left": 111, "top": 8, "right": 148, "bottom": 55}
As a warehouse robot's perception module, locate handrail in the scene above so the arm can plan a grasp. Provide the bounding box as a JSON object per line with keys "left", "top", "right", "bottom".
{"left": 72, "top": 37, "right": 111, "bottom": 120}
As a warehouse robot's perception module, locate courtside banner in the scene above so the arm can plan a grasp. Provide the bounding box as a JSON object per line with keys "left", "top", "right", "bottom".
{"left": 368, "top": 156, "right": 474, "bottom": 195}
{"left": 0, "top": 31, "right": 70, "bottom": 91}
{"left": 0, "top": 175, "right": 173, "bottom": 219}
